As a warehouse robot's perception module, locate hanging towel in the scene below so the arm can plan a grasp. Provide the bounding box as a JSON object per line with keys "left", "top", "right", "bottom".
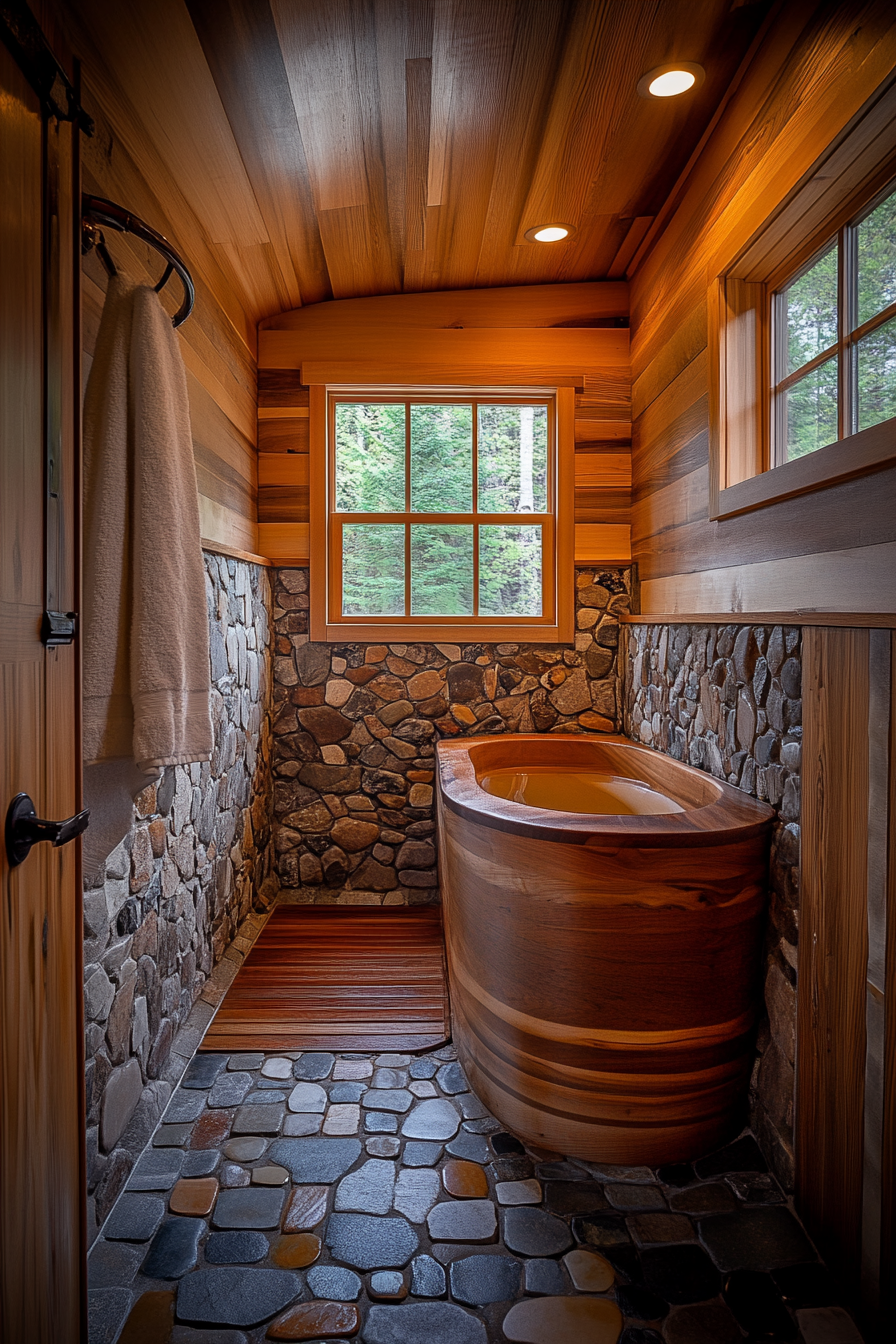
{"left": 82, "top": 273, "right": 212, "bottom": 881}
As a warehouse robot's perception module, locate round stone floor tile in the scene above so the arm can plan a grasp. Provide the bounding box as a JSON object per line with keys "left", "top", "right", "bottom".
{"left": 662, "top": 1302, "right": 742, "bottom": 1344}
{"left": 223, "top": 1137, "right": 267, "bottom": 1163}
{"left": 443, "top": 1159, "right": 489, "bottom": 1198}
{"left": 204, "top": 1231, "right": 269, "bottom": 1265}
{"left": 562, "top": 1248, "right": 615, "bottom": 1292}
{"left": 496, "top": 1179, "right": 542, "bottom": 1206}
{"left": 364, "top": 1302, "right": 487, "bottom": 1344}
{"left": 369, "top": 1269, "right": 408, "bottom": 1300}
{"left": 266, "top": 1299, "right": 359, "bottom": 1339}
{"left": 503, "top": 1207, "right": 574, "bottom": 1257}
{"left": 270, "top": 1233, "right": 321, "bottom": 1269}
{"left": 502, "top": 1295, "right": 623, "bottom": 1343}
{"left": 252, "top": 1165, "right": 290, "bottom": 1186}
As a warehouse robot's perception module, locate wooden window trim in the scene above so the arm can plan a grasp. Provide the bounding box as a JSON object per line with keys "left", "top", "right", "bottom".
{"left": 709, "top": 78, "right": 896, "bottom": 522}
{"left": 309, "top": 384, "right": 575, "bottom": 643}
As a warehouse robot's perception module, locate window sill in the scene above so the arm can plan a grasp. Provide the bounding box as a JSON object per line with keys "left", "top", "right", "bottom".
{"left": 312, "top": 619, "right": 573, "bottom": 644}
{"left": 713, "top": 417, "right": 896, "bottom": 520}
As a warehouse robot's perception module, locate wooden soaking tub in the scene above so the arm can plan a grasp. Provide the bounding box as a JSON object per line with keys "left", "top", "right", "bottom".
{"left": 436, "top": 734, "right": 774, "bottom": 1164}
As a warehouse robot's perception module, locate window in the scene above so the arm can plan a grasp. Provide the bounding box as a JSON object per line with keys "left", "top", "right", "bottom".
{"left": 710, "top": 131, "right": 896, "bottom": 521}
{"left": 310, "top": 388, "right": 574, "bottom": 642}
{"left": 772, "top": 183, "right": 896, "bottom": 463}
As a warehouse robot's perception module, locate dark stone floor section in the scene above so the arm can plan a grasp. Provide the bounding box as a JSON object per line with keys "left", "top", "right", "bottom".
{"left": 87, "top": 1045, "right": 863, "bottom": 1343}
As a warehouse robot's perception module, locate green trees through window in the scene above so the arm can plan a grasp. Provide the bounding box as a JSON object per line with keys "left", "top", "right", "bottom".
{"left": 776, "top": 183, "right": 896, "bottom": 461}
{"left": 333, "top": 399, "right": 548, "bottom": 620}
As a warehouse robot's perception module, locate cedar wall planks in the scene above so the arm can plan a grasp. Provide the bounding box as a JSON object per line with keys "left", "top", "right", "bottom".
{"left": 75, "top": 69, "right": 259, "bottom": 558}
{"left": 255, "top": 282, "right": 632, "bottom": 567}
{"left": 629, "top": 2, "right": 896, "bottom": 617}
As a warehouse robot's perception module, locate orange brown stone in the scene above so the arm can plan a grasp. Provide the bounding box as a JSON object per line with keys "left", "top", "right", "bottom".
{"left": 502, "top": 1296, "right": 622, "bottom": 1343}
{"left": 283, "top": 1184, "right": 329, "bottom": 1231}
{"left": 169, "top": 1177, "right": 219, "bottom": 1217}
{"left": 117, "top": 1290, "right": 175, "bottom": 1344}
{"left": 271, "top": 1232, "right": 322, "bottom": 1269}
{"left": 442, "top": 1159, "right": 489, "bottom": 1199}
{"left": 562, "top": 1248, "right": 615, "bottom": 1292}
{"left": 190, "top": 1109, "right": 233, "bottom": 1149}
{"left": 267, "top": 1301, "right": 360, "bottom": 1339}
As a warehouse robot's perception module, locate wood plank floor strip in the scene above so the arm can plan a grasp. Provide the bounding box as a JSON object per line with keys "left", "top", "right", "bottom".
{"left": 201, "top": 904, "right": 450, "bottom": 1052}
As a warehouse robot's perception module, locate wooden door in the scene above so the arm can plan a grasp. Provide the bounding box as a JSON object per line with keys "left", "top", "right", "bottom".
{"left": 0, "top": 37, "right": 84, "bottom": 1343}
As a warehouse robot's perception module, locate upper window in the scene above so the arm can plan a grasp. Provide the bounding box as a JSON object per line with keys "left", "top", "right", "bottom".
{"left": 310, "top": 389, "right": 574, "bottom": 643}
{"left": 772, "top": 183, "right": 896, "bottom": 463}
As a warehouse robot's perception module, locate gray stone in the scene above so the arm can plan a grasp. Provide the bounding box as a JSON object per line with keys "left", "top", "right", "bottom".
{"left": 403, "top": 1140, "right": 444, "bottom": 1166}
{"left": 282, "top": 1113, "right": 323, "bottom": 1136}
{"left": 368, "top": 1135, "right": 401, "bottom": 1157}
{"left": 224, "top": 1137, "right": 268, "bottom": 1162}
{"left": 427, "top": 1200, "right": 497, "bottom": 1243}
{"left": 375, "top": 1053, "right": 412, "bottom": 1066}
{"left": 450, "top": 1254, "right": 521, "bottom": 1306}
{"left": 141, "top": 1216, "right": 203, "bottom": 1279}
{"left": 170, "top": 1331, "right": 247, "bottom": 1344}
{"left": 330, "top": 1081, "right": 367, "bottom": 1103}
{"left": 366, "top": 1111, "right": 399, "bottom": 1133}
{"left": 325, "top": 1212, "right": 419, "bottom": 1269}
{"left": 212, "top": 1187, "right": 285, "bottom": 1229}
{"left": 245, "top": 1090, "right": 287, "bottom": 1104}
{"left": 208, "top": 1073, "right": 253, "bottom": 1108}
{"left": 261, "top": 1056, "right": 295, "bottom": 1080}
{"left": 182, "top": 1150, "right": 221, "bottom": 1178}
{"left": 456, "top": 1093, "right": 490, "bottom": 1120}
{"left": 164, "top": 1091, "right": 207, "bottom": 1123}
{"left": 175, "top": 1267, "right": 301, "bottom": 1328}
{"left": 463, "top": 1117, "right": 501, "bottom": 1134}
{"left": 698, "top": 1207, "right": 815, "bottom": 1273}
{"left": 268, "top": 1136, "right": 362, "bottom": 1183}
{"left": 364, "top": 1302, "right": 487, "bottom": 1344}
{"left": 87, "top": 1288, "right": 132, "bottom": 1344}
{"left": 306, "top": 1264, "right": 362, "bottom": 1300}
{"left": 293, "top": 1052, "right": 335, "bottom": 1080}
{"left": 153, "top": 1124, "right": 193, "bottom": 1147}
{"left": 101, "top": 1059, "right": 144, "bottom": 1152}
{"left": 181, "top": 1055, "right": 227, "bottom": 1088}
{"left": 220, "top": 1162, "right": 250, "bottom": 1188}
{"left": 401, "top": 1099, "right": 460, "bottom": 1140}
{"left": 127, "top": 1149, "right": 185, "bottom": 1191}
{"left": 523, "top": 1257, "right": 566, "bottom": 1295}
{"left": 502, "top": 1207, "right": 574, "bottom": 1256}
{"left": 104, "top": 1194, "right": 165, "bottom": 1242}
{"left": 606, "top": 1183, "right": 666, "bottom": 1211}
{"left": 411, "top": 1253, "right": 448, "bottom": 1298}
{"left": 205, "top": 1231, "right": 269, "bottom": 1264}
{"left": 445, "top": 1132, "right": 490, "bottom": 1164}
{"left": 795, "top": 1306, "right": 865, "bottom": 1343}
{"left": 363, "top": 1088, "right": 413, "bottom": 1113}
{"left": 393, "top": 1167, "right": 441, "bottom": 1222}
{"left": 409, "top": 1058, "right": 439, "bottom": 1080}
{"left": 335, "top": 1158, "right": 397, "bottom": 1213}
{"left": 436, "top": 1062, "right": 468, "bottom": 1094}
{"left": 228, "top": 1053, "right": 264, "bottom": 1071}
{"left": 88, "top": 1240, "right": 142, "bottom": 1289}
{"left": 232, "top": 1104, "right": 283, "bottom": 1135}
{"left": 288, "top": 1081, "right": 328, "bottom": 1112}
{"left": 372, "top": 1067, "right": 408, "bottom": 1088}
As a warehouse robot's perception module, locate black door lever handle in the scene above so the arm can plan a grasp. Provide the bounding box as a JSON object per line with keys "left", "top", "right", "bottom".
{"left": 4, "top": 793, "right": 90, "bottom": 868}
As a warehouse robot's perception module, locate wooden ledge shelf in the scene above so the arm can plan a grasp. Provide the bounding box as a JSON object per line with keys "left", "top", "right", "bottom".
{"left": 621, "top": 612, "right": 896, "bottom": 628}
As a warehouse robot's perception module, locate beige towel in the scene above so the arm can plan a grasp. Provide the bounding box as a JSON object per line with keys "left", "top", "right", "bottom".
{"left": 82, "top": 274, "right": 212, "bottom": 880}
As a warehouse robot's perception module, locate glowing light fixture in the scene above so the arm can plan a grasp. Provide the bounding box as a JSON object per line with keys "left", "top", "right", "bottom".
{"left": 637, "top": 62, "right": 705, "bottom": 99}
{"left": 524, "top": 224, "right": 574, "bottom": 243}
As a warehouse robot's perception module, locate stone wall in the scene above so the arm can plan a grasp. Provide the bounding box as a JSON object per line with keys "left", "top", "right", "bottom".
{"left": 271, "top": 567, "right": 631, "bottom": 904}
{"left": 83, "top": 554, "right": 276, "bottom": 1241}
{"left": 624, "top": 623, "right": 801, "bottom": 1188}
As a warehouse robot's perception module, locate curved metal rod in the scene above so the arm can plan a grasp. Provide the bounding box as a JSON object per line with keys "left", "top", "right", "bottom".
{"left": 81, "top": 194, "right": 195, "bottom": 327}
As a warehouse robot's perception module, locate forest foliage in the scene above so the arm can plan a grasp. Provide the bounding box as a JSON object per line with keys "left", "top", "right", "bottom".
{"left": 335, "top": 400, "right": 547, "bottom": 617}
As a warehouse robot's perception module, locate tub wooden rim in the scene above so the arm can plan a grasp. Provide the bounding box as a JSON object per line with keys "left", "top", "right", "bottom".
{"left": 436, "top": 733, "right": 774, "bottom": 847}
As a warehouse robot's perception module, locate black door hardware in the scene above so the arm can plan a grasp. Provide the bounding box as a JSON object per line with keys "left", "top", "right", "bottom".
{"left": 41, "top": 610, "right": 77, "bottom": 645}
{"left": 4, "top": 793, "right": 90, "bottom": 868}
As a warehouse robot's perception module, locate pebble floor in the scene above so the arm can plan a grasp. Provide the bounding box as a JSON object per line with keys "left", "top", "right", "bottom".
{"left": 88, "top": 1045, "right": 863, "bottom": 1344}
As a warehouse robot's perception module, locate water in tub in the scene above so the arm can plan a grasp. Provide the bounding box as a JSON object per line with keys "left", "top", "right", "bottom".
{"left": 479, "top": 767, "right": 684, "bottom": 815}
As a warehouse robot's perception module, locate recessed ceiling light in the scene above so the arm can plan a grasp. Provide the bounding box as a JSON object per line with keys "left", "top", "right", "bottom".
{"left": 524, "top": 224, "right": 575, "bottom": 243}
{"left": 637, "top": 62, "right": 705, "bottom": 99}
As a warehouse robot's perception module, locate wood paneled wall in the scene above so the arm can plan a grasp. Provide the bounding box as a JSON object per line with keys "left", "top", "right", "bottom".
{"left": 628, "top": 2, "right": 896, "bottom": 617}
{"left": 64, "top": 18, "right": 261, "bottom": 559}
{"left": 798, "top": 628, "right": 896, "bottom": 1331}
{"left": 256, "top": 282, "right": 631, "bottom": 567}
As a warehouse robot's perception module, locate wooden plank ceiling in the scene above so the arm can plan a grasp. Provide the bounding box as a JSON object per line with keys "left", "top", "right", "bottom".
{"left": 62, "top": 0, "right": 772, "bottom": 328}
